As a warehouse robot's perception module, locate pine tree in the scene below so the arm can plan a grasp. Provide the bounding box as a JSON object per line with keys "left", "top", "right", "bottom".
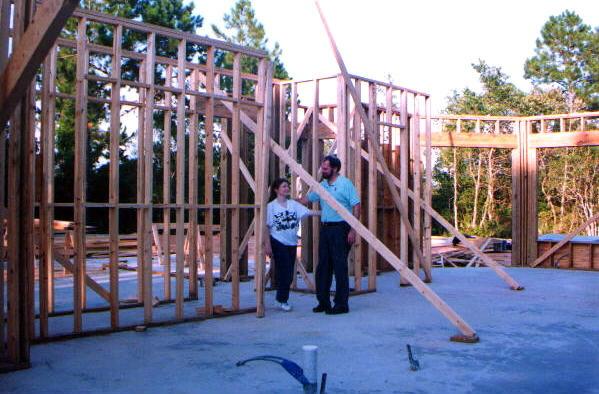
{"left": 52, "top": 1, "right": 203, "bottom": 232}
{"left": 524, "top": 10, "right": 599, "bottom": 111}
{"left": 212, "top": 0, "right": 290, "bottom": 80}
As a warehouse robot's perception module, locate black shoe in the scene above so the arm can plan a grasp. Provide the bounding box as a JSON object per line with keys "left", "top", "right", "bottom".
{"left": 312, "top": 304, "right": 332, "bottom": 313}
{"left": 326, "top": 305, "right": 349, "bottom": 315}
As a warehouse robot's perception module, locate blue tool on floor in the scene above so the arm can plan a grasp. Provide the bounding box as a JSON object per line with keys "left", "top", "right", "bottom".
{"left": 236, "top": 355, "right": 310, "bottom": 386}
{"left": 406, "top": 344, "right": 420, "bottom": 371}
{"left": 236, "top": 355, "right": 327, "bottom": 393}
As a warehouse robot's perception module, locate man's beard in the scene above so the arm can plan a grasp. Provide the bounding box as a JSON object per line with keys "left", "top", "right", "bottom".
{"left": 322, "top": 171, "right": 331, "bottom": 179}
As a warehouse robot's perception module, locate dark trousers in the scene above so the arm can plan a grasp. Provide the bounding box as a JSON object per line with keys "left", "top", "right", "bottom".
{"left": 270, "top": 237, "right": 296, "bottom": 303}
{"left": 316, "top": 222, "right": 351, "bottom": 308}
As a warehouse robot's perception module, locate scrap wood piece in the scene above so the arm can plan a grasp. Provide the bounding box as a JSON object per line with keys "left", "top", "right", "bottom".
{"left": 52, "top": 247, "right": 110, "bottom": 302}
{"left": 271, "top": 139, "right": 477, "bottom": 339}
{"left": 467, "top": 239, "right": 492, "bottom": 267}
{"left": 223, "top": 218, "right": 255, "bottom": 281}
{"left": 295, "top": 258, "right": 316, "bottom": 291}
{"left": 531, "top": 213, "right": 599, "bottom": 267}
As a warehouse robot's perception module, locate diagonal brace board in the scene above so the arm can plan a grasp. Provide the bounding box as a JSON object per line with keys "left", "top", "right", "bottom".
{"left": 531, "top": 213, "right": 599, "bottom": 267}
{"left": 52, "top": 247, "right": 111, "bottom": 302}
{"left": 0, "top": 0, "right": 79, "bottom": 129}
{"left": 313, "top": 0, "right": 430, "bottom": 280}
{"left": 354, "top": 143, "right": 523, "bottom": 289}
{"left": 270, "top": 140, "right": 477, "bottom": 338}
{"left": 314, "top": 0, "right": 520, "bottom": 289}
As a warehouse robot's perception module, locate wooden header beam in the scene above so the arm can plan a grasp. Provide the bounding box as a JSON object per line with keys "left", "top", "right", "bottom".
{"left": 72, "top": 8, "right": 268, "bottom": 58}
{"left": 428, "top": 133, "right": 517, "bottom": 149}
{"left": 427, "top": 130, "right": 598, "bottom": 149}
{"left": 528, "top": 131, "right": 599, "bottom": 148}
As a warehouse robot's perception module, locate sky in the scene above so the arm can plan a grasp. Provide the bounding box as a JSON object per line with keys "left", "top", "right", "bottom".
{"left": 192, "top": 0, "right": 597, "bottom": 113}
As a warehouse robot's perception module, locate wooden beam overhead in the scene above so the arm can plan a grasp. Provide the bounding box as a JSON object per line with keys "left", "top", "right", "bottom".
{"left": 528, "top": 131, "right": 599, "bottom": 148}
{"left": 0, "top": 0, "right": 78, "bottom": 129}
{"left": 428, "top": 132, "right": 517, "bottom": 149}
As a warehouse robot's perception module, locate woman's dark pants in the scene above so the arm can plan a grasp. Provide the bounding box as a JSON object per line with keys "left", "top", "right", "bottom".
{"left": 270, "top": 237, "right": 296, "bottom": 303}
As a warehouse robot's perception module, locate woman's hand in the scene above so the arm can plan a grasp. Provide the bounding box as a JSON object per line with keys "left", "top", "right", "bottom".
{"left": 264, "top": 244, "right": 272, "bottom": 258}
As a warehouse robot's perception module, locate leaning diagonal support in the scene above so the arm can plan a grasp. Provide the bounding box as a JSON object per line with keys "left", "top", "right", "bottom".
{"left": 354, "top": 144, "right": 524, "bottom": 290}
{"left": 314, "top": 0, "right": 522, "bottom": 290}
{"left": 270, "top": 140, "right": 477, "bottom": 340}
{"left": 0, "top": 0, "right": 78, "bottom": 129}
{"left": 314, "top": 0, "right": 428, "bottom": 280}
{"left": 531, "top": 213, "right": 599, "bottom": 268}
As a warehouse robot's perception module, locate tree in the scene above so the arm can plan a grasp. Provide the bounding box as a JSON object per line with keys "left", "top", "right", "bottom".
{"left": 212, "top": 0, "right": 290, "bottom": 80}
{"left": 524, "top": 10, "right": 599, "bottom": 111}
{"left": 438, "top": 61, "right": 532, "bottom": 237}
{"left": 52, "top": 1, "right": 203, "bottom": 232}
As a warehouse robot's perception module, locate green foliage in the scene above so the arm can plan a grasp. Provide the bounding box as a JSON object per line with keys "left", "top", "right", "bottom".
{"left": 211, "top": 0, "right": 290, "bottom": 80}
{"left": 53, "top": 1, "right": 203, "bottom": 232}
{"left": 437, "top": 60, "right": 568, "bottom": 238}
{"left": 524, "top": 10, "right": 599, "bottom": 110}
{"left": 436, "top": 10, "right": 599, "bottom": 238}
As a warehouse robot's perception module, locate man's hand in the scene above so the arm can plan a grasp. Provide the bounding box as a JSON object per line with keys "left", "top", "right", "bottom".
{"left": 347, "top": 229, "right": 356, "bottom": 246}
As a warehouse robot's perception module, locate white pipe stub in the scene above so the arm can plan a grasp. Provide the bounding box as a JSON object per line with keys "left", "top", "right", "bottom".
{"left": 302, "top": 345, "right": 318, "bottom": 385}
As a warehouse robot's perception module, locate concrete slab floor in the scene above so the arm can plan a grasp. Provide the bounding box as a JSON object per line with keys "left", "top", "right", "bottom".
{"left": 2, "top": 267, "right": 599, "bottom": 393}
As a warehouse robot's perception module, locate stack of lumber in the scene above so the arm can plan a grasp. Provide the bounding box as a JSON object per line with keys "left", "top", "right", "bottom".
{"left": 431, "top": 237, "right": 512, "bottom": 268}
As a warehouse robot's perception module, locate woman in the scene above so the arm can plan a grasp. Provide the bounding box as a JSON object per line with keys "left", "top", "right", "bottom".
{"left": 264, "top": 178, "right": 315, "bottom": 311}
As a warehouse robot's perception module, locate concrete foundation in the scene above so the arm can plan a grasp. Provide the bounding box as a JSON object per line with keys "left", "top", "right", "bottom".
{"left": 2, "top": 267, "right": 599, "bottom": 393}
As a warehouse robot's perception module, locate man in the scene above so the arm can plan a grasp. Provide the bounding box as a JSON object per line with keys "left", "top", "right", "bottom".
{"left": 299, "top": 155, "right": 360, "bottom": 315}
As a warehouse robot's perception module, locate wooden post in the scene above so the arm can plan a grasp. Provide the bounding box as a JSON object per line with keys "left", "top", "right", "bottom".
{"left": 312, "top": 79, "right": 320, "bottom": 275}
{"left": 423, "top": 97, "right": 433, "bottom": 279}
{"left": 220, "top": 118, "right": 230, "bottom": 280}
{"left": 511, "top": 121, "right": 523, "bottom": 266}
{"left": 255, "top": 59, "right": 272, "bottom": 317}
{"left": 6, "top": 0, "right": 35, "bottom": 364}
{"left": 142, "top": 32, "right": 156, "bottom": 324}
{"left": 231, "top": 52, "right": 241, "bottom": 310}
{"left": 413, "top": 95, "right": 423, "bottom": 278}
{"left": 188, "top": 68, "right": 199, "bottom": 300}
{"left": 162, "top": 64, "right": 173, "bottom": 301}
{"left": 73, "top": 17, "right": 89, "bottom": 331}
{"left": 39, "top": 46, "right": 57, "bottom": 337}
{"left": 353, "top": 79, "right": 363, "bottom": 290}
{"left": 0, "top": 0, "right": 8, "bottom": 355}
{"left": 136, "top": 58, "right": 146, "bottom": 303}
{"left": 108, "top": 24, "right": 122, "bottom": 329}
{"left": 367, "top": 83, "right": 377, "bottom": 290}
{"left": 278, "top": 82, "right": 286, "bottom": 177}
{"left": 175, "top": 39, "right": 186, "bottom": 320}
{"left": 203, "top": 46, "right": 215, "bottom": 316}
{"left": 290, "top": 82, "right": 298, "bottom": 197}
{"left": 337, "top": 75, "right": 348, "bottom": 170}
{"left": 399, "top": 90, "right": 410, "bottom": 285}
{"left": 525, "top": 121, "right": 538, "bottom": 265}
